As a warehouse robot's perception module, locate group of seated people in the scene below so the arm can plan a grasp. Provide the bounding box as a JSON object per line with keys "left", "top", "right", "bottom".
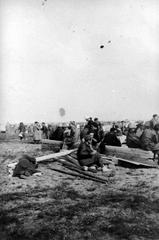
{"left": 13, "top": 115, "right": 159, "bottom": 178}
{"left": 126, "top": 114, "right": 159, "bottom": 152}
{"left": 80, "top": 117, "right": 104, "bottom": 142}
{"left": 77, "top": 114, "right": 159, "bottom": 169}
{"left": 97, "top": 114, "right": 159, "bottom": 154}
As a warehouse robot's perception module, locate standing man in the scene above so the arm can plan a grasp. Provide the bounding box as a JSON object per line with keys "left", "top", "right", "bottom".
{"left": 41, "top": 122, "right": 48, "bottom": 139}
{"left": 18, "top": 122, "right": 26, "bottom": 141}
{"left": 33, "top": 122, "right": 42, "bottom": 144}
{"left": 140, "top": 123, "right": 159, "bottom": 163}
{"left": 149, "top": 114, "right": 159, "bottom": 129}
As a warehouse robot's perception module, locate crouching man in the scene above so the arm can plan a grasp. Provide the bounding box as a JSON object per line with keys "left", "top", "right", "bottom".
{"left": 77, "top": 135, "right": 103, "bottom": 170}
{"left": 13, "top": 154, "right": 39, "bottom": 178}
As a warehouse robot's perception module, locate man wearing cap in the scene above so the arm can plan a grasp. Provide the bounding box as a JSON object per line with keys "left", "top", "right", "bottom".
{"left": 84, "top": 117, "right": 95, "bottom": 133}
{"left": 149, "top": 114, "right": 159, "bottom": 130}
{"left": 140, "top": 123, "right": 159, "bottom": 152}
{"left": 126, "top": 123, "right": 141, "bottom": 148}
{"left": 102, "top": 128, "right": 121, "bottom": 147}
{"left": 33, "top": 121, "right": 42, "bottom": 143}
{"left": 77, "top": 135, "right": 103, "bottom": 170}
{"left": 41, "top": 122, "right": 48, "bottom": 139}
{"left": 136, "top": 122, "right": 144, "bottom": 138}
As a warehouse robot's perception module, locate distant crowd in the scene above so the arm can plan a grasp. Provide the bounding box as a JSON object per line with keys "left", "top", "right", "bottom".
{"left": 4, "top": 114, "right": 159, "bottom": 160}
{"left": 9, "top": 114, "right": 159, "bottom": 178}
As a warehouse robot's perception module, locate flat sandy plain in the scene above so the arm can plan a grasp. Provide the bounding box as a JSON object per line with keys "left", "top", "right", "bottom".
{"left": 0, "top": 141, "right": 159, "bottom": 240}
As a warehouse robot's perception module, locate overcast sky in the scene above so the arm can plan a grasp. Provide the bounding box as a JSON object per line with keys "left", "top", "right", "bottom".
{"left": 0, "top": 0, "right": 159, "bottom": 124}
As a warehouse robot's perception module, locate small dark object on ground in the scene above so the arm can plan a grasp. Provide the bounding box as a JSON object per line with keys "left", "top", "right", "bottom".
{"left": 13, "top": 154, "right": 39, "bottom": 178}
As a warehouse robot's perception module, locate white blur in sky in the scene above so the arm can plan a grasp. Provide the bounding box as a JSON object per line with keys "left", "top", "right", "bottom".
{"left": 0, "top": 0, "right": 159, "bottom": 124}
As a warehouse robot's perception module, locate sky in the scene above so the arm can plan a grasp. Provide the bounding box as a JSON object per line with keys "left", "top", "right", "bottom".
{"left": 0, "top": 0, "right": 159, "bottom": 124}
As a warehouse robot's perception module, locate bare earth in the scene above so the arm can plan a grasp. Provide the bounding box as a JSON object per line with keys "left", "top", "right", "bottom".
{"left": 0, "top": 142, "right": 159, "bottom": 240}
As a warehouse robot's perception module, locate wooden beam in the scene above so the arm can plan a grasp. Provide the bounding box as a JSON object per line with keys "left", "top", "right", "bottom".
{"left": 63, "top": 164, "right": 109, "bottom": 182}
{"left": 117, "top": 157, "right": 157, "bottom": 168}
{"left": 36, "top": 149, "right": 77, "bottom": 163}
{"left": 101, "top": 155, "right": 157, "bottom": 168}
{"left": 105, "top": 145, "right": 153, "bottom": 161}
{"left": 41, "top": 139, "right": 63, "bottom": 145}
{"left": 47, "top": 165, "right": 107, "bottom": 184}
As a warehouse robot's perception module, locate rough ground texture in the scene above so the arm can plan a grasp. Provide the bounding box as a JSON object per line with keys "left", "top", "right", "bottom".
{"left": 0, "top": 142, "right": 159, "bottom": 240}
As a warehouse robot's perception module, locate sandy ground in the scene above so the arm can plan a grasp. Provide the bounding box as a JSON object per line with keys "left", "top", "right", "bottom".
{"left": 0, "top": 141, "right": 159, "bottom": 240}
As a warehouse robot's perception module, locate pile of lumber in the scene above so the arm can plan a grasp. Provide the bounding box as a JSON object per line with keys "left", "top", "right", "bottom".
{"left": 47, "top": 155, "right": 112, "bottom": 184}
{"left": 105, "top": 145, "right": 157, "bottom": 168}
{"left": 36, "top": 149, "right": 76, "bottom": 162}
{"left": 36, "top": 149, "right": 114, "bottom": 184}
{"left": 40, "top": 142, "right": 157, "bottom": 168}
{"left": 9, "top": 146, "right": 158, "bottom": 182}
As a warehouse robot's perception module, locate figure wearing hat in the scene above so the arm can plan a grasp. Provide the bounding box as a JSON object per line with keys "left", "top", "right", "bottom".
{"left": 149, "top": 114, "right": 159, "bottom": 130}
{"left": 126, "top": 122, "right": 141, "bottom": 149}
{"left": 136, "top": 121, "right": 144, "bottom": 138}
{"left": 140, "top": 123, "right": 159, "bottom": 163}
{"left": 77, "top": 134, "right": 104, "bottom": 170}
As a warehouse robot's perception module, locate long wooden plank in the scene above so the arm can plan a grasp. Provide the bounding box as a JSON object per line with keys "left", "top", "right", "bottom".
{"left": 61, "top": 162, "right": 109, "bottom": 182}
{"left": 105, "top": 145, "right": 153, "bottom": 161}
{"left": 41, "top": 139, "right": 63, "bottom": 145}
{"left": 101, "top": 155, "right": 157, "bottom": 168}
{"left": 36, "top": 149, "right": 77, "bottom": 162}
{"left": 117, "top": 158, "right": 157, "bottom": 168}
{"left": 47, "top": 166, "right": 107, "bottom": 184}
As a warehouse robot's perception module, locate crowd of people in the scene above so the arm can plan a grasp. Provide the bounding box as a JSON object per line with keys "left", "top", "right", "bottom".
{"left": 12, "top": 114, "right": 159, "bottom": 178}
{"left": 126, "top": 114, "right": 159, "bottom": 158}
{"left": 76, "top": 114, "right": 159, "bottom": 170}
{"left": 18, "top": 121, "right": 48, "bottom": 143}
{"left": 17, "top": 121, "right": 81, "bottom": 147}
{"left": 17, "top": 115, "right": 159, "bottom": 157}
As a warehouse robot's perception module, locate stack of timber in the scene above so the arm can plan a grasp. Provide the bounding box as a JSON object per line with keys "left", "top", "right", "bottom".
{"left": 105, "top": 145, "right": 157, "bottom": 168}
{"left": 40, "top": 140, "right": 158, "bottom": 168}
{"left": 47, "top": 155, "right": 110, "bottom": 184}
{"left": 8, "top": 149, "right": 78, "bottom": 175}
{"left": 41, "top": 139, "right": 63, "bottom": 152}
{"left": 106, "top": 145, "right": 153, "bottom": 160}
{"left": 69, "top": 146, "right": 157, "bottom": 168}
{"left": 63, "top": 145, "right": 157, "bottom": 168}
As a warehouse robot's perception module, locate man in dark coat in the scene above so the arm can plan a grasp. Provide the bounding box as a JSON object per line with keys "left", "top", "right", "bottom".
{"left": 63, "top": 125, "right": 76, "bottom": 149}
{"left": 140, "top": 123, "right": 159, "bottom": 152}
{"left": 98, "top": 128, "right": 121, "bottom": 154}
{"left": 103, "top": 128, "right": 121, "bottom": 146}
{"left": 41, "top": 122, "right": 48, "bottom": 139}
{"left": 93, "top": 118, "right": 103, "bottom": 142}
{"left": 77, "top": 135, "right": 103, "bottom": 169}
{"left": 84, "top": 117, "right": 95, "bottom": 133}
{"left": 52, "top": 126, "right": 64, "bottom": 141}
{"left": 149, "top": 114, "right": 159, "bottom": 130}
{"left": 126, "top": 123, "right": 141, "bottom": 148}
{"left": 18, "top": 122, "right": 26, "bottom": 140}
{"left": 104, "top": 129, "right": 121, "bottom": 147}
